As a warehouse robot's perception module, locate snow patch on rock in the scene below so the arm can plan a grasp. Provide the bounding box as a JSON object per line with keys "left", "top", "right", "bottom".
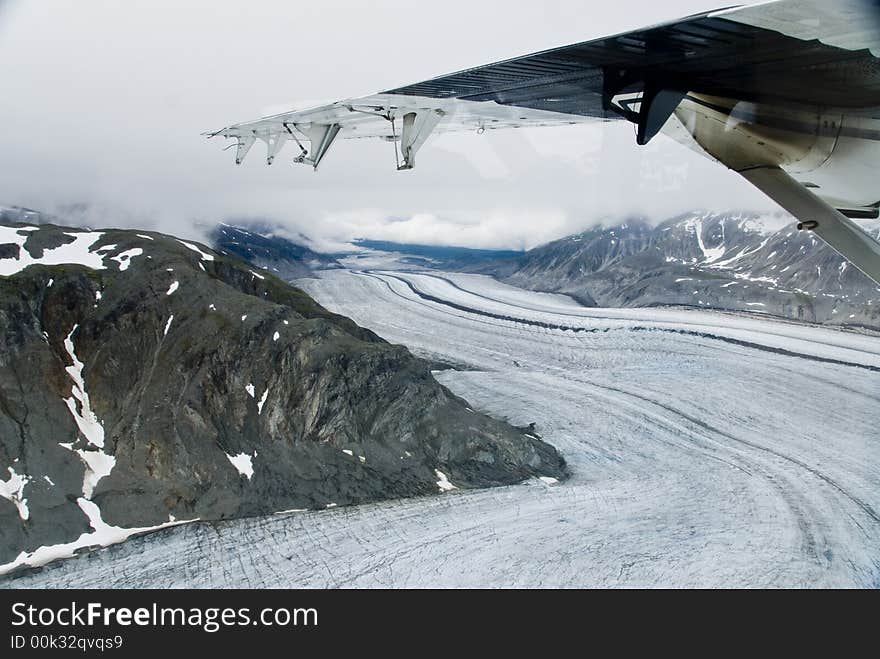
{"left": 0, "top": 498, "right": 194, "bottom": 575}
{"left": 61, "top": 325, "right": 116, "bottom": 498}
{"left": 0, "top": 227, "right": 107, "bottom": 276}
{"left": 0, "top": 466, "right": 31, "bottom": 520}
{"left": 62, "top": 326, "right": 104, "bottom": 449}
{"left": 435, "top": 470, "right": 457, "bottom": 492}
{"left": 176, "top": 239, "right": 215, "bottom": 262}
{"left": 110, "top": 247, "right": 144, "bottom": 272}
{"left": 225, "top": 453, "right": 254, "bottom": 480}
{"left": 75, "top": 449, "right": 116, "bottom": 499}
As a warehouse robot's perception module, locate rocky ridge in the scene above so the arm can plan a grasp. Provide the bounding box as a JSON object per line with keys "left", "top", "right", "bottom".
{"left": 0, "top": 219, "right": 566, "bottom": 573}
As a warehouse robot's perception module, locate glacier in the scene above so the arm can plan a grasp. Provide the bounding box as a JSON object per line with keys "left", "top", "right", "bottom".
{"left": 5, "top": 267, "right": 879, "bottom": 588}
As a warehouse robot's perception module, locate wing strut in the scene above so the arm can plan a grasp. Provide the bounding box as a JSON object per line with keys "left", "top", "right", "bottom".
{"left": 740, "top": 167, "right": 880, "bottom": 285}
{"left": 283, "top": 122, "right": 309, "bottom": 162}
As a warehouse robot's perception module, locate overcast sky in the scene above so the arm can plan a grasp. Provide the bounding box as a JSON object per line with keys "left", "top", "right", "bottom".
{"left": 0, "top": 0, "right": 774, "bottom": 250}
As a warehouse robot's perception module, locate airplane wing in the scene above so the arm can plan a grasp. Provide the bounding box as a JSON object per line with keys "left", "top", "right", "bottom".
{"left": 204, "top": 93, "right": 595, "bottom": 171}
{"left": 207, "top": 0, "right": 880, "bottom": 285}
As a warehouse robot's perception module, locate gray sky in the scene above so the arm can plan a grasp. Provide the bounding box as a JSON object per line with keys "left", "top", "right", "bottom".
{"left": 0, "top": 0, "right": 773, "bottom": 250}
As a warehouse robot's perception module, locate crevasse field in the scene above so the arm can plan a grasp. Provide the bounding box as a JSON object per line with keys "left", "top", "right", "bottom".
{"left": 7, "top": 265, "right": 880, "bottom": 588}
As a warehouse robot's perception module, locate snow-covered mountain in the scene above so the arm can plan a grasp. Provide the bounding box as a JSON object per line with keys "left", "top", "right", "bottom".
{"left": 493, "top": 211, "right": 880, "bottom": 328}
{"left": 211, "top": 222, "right": 342, "bottom": 279}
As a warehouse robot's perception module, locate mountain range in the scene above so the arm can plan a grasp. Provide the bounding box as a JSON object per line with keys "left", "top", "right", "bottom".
{"left": 207, "top": 211, "right": 880, "bottom": 329}
{"left": 489, "top": 211, "right": 880, "bottom": 328}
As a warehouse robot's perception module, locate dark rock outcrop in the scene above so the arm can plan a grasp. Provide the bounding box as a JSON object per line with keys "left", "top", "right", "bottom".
{"left": 0, "top": 220, "right": 566, "bottom": 568}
